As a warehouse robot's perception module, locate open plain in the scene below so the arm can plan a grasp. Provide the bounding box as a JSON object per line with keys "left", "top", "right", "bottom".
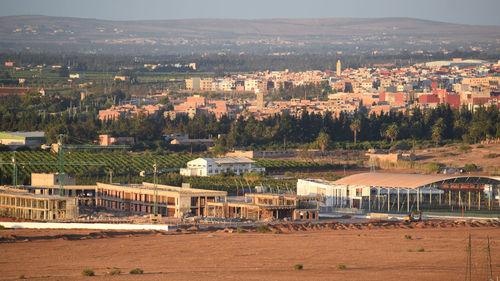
{"left": 1, "top": 220, "right": 499, "bottom": 280}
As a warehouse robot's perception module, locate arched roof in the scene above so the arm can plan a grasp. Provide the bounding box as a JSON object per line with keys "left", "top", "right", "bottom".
{"left": 332, "top": 173, "right": 500, "bottom": 189}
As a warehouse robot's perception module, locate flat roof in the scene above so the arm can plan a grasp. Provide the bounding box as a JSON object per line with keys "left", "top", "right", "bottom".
{"left": 96, "top": 182, "right": 227, "bottom": 196}
{"left": 0, "top": 131, "right": 45, "bottom": 138}
{"left": 0, "top": 189, "right": 65, "bottom": 200}
{"left": 330, "top": 173, "right": 500, "bottom": 189}
{"left": 192, "top": 157, "right": 254, "bottom": 164}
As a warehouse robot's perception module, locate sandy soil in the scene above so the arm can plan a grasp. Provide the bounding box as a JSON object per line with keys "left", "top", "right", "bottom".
{"left": 1, "top": 220, "right": 499, "bottom": 280}
{"left": 416, "top": 143, "right": 500, "bottom": 169}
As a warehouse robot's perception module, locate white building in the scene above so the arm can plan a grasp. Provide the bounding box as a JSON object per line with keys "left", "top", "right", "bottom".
{"left": 244, "top": 79, "right": 259, "bottom": 92}
{"left": 180, "top": 157, "right": 265, "bottom": 177}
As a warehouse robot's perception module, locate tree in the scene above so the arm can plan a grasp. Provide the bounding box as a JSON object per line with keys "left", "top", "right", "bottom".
{"left": 385, "top": 123, "right": 399, "bottom": 143}
{"left": 432, "top": 118, "right": 444, "bottom": 146}
{"left": 350, "top": 119, "right": 361, "bottom": 144}
{"left": 316, "top": 131, "right": 330, "bottom": 155}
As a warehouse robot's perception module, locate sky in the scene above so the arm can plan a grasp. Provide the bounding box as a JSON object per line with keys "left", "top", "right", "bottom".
{"left": 1, "top": 0, "right": 500, "bottom": 26}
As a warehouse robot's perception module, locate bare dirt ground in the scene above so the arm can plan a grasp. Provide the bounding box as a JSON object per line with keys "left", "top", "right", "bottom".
{"left": 1, "top": 220, "right": 499, "bottom": 280}
{"left": 416, "top": 143, "right": 500, "bottom": 172}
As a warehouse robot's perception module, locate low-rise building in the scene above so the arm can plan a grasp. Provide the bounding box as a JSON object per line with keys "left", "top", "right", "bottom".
{"left": 0, "top": 189, "right": 79, "bottom": 220}
{"left": 206, "top": 193, "right": 319, "bottom": 221}
{"left": 95, "top": 182, "right": 227, "bottom": 218}
{"left": 180, "top": 157, "right": 265, "bottom": 177}
{"left": 0, "top": 131, "right": 45, "bottom": 149}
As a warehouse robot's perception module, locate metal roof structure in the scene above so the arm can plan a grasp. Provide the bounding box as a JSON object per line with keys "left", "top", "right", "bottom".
{"left": 331, "top": 172, "right": 500, "bottom": 189}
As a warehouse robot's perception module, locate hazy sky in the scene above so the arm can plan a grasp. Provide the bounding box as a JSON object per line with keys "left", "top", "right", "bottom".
{"left": 2, "top": 0, "right": 500, "bottom": 25}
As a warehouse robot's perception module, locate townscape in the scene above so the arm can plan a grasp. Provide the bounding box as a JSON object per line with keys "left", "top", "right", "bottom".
{"left": 0, "top": 1, "right": 499, "bottom": 280}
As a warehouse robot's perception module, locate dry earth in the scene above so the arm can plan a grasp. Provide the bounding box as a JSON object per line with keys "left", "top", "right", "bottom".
{"left": 1, "top": 220, "right": 499, "bottom": 280}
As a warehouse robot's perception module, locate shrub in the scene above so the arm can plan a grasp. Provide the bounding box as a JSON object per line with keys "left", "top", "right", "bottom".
{"left": 274, "top": 229, "right": 283, "bottom": 234}
{"left": 109, "top": 269, "right": 121, "bottom": 275}
{"left": 416, "top": 248, "right": 425, "bottom": 252}
{"left": 407, "top": 249, "right": 413, "bottom": 252}
{"left": 404, "top": 234, "right": 412, "bottom": 240}
{"left": 129, "top": 268, "right": 144, "bottom": 274}
{"left": 293, "top": 264, "right": 303, "bottom": 270}
{"left": 0, "top": 224, "right": 5, "bottom": 230}
{"left": 476, "top": 144, "right": 484, "bottom": 148}
{"left": 18, "top": 274, "right": 26, "bottom": 279}
{"left": 337, "top": 264, "right": 347, "bottom": 270}
{"left": 459, "top": 144, "right": 471, "bottom": 152}
{"left": 82, "top": 269, "right": 95, "bottom": 276}
{"left": 257, "top": 225, "right": 271, "bottom": 233}
{"left": 236, "top": 227, "right": 244, "bottom": 233}
{"left": 424, "top": 162, "right": 441, "bottom": 173}
{"left": 484, "top": 153, "right": 498, "bottom": 159}
{"left": 464, "top": 163, "right": 478, "bottom": 172}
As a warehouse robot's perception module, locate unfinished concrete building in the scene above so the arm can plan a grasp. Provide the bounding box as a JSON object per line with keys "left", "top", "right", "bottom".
{"left": 0, "top": 189, "right": 79, "bottom": 220}
{"left": 95, "top": 182, "right": 227, "bottom": 218}
{"left": 206, "top": 193, "right": 320, "bottom": 221}
{"left": 27, "top": 173, "right": 95, "bottom": 206}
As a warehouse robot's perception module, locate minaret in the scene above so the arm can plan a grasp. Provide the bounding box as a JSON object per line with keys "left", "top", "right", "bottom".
{"left": 336, "top": 59, "right": 341, "bottom": 76}
{"left": 256, "top": 90, "right": 264, "bottom": 110}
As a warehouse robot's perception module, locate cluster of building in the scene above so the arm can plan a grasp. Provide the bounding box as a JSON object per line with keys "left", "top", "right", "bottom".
{"left": 1, "top": 170, "right": 498, "bottom": 222}
{"left": 98, "top": 104, "right": 162, "bottom": 121}
{"left": 177, "top": 59, "right": 500, "bottom": 120}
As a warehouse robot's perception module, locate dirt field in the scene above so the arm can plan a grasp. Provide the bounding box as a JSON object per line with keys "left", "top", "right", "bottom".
{"left": 1, "top": 221, "right": 499, "bottom": 280}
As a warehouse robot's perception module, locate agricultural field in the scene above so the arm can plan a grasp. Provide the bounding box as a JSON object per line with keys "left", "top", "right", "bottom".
{"left": 0, "top": 151, "right": 340, "bottom": 193}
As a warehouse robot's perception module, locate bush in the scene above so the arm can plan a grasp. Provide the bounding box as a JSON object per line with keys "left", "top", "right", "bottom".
{"left": 424, "top": 162, "right": 442, "bottom": 173}
{"left": 129, "top": 268, "right": 144, "bottom": 274}
{"left": 18, "top": 274, "right": 26, "bottom": 279}
{"left": 257, "top": 225, "right": 271, "bottom": 233}
{"left": 476, "top": 144, "right": 484, "bottom": 148}
{"left": 82, "top": 269, "right": 95, "bottom": 276}
{"left": 464, "top": 163, "right": 478, "bottom": 172}
{"left": 337, "top": 264, "right": 347, "bottom": 270}
{"left": 236, "top": 227, "right": 244, "bottom": 233}
{"left": 459, "top": 144, "right": 471, "bottom": 152}
{"left": 293, "top": 264, "right": 303, "bottom": 270}
{"left": 484, "top": 153, "right": 498, "bottom": 159}
{"left": 274, "top": 229, "right": 283, "bottom": 234}
{"left": 109, "top": 269, "right": 121, "bottom": 275}
{"left": 407, "top": 249, "right": 413, "bottom": 252}
{"left": 404, "top": 234, "right": 412, "bottom": 240}
{"left": 416, "top": 248, "right": 425, "bottom": 252}
{"left": 0, "top": 225, "right": 5, "bottom": 230}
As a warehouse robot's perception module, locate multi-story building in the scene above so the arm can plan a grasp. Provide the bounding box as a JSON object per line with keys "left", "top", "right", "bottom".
{"left": 180, "top": 157, "right": 265, "bottom": 177}
{"left": 95, "top": 182, "right": 227, "bottom": 217}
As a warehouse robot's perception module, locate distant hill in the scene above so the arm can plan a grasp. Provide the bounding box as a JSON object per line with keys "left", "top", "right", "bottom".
{"left": 0, "top": 15, "right": 498, "bottom": 55}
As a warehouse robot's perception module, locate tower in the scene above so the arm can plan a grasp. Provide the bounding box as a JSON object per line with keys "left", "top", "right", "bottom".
{"left": 336, "top": 59, "right": 341, "bottom": 76}
{"left": 256, "top": 90, "right": 264, "bottom": 110}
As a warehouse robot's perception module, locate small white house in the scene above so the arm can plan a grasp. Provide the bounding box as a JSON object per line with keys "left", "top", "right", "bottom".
{"left": 180, "top": 157, "right": 265, "bottom": 177}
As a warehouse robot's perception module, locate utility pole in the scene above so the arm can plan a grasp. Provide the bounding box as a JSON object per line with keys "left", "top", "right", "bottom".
{"left": 153, "top": 160, "right": 158, "bottom": 216}
{"left": 12, "top": 152, "right": 18, "bottom": 187}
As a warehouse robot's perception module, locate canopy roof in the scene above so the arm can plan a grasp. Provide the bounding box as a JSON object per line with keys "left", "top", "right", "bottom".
{"left": 332, "top": 173, "right": 500, "bottom": 189}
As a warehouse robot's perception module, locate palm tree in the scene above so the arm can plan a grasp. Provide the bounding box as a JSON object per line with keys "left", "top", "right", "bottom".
{"left": 350, "top": 119, "right": 361, "bottom": 144}
{"left": 385, "top": 123, "right": 399, "bottom": 143}
{"left": 316, "top": 131, "right": 330, "bottom": 155}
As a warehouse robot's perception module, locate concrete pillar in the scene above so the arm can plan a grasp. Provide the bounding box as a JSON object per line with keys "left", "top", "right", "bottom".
{"left": 478, "top": 191, "right": 481, "bottom": 210}
{"left": 368, "top": 187, "right": 371, "bottom": 212}
{"left": 407, "top": 189, "right": 410, "bottom": 212}
{"left": 198, "top": 197, "right": 201, "bottom": 216}
{"left": 417, "top": 188, "right": 420, "bottom": 211}
{"left": 377, "top": 187, "right": 380, "bottom": 210}
{"left": 397, "top": 188, "right": 400, "bottom": 212}
{"left": 429, "top": 189, "right": 432, "bottom": 206}
{"left": 387, "top": 188, "right": 390, "bottom": 213}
